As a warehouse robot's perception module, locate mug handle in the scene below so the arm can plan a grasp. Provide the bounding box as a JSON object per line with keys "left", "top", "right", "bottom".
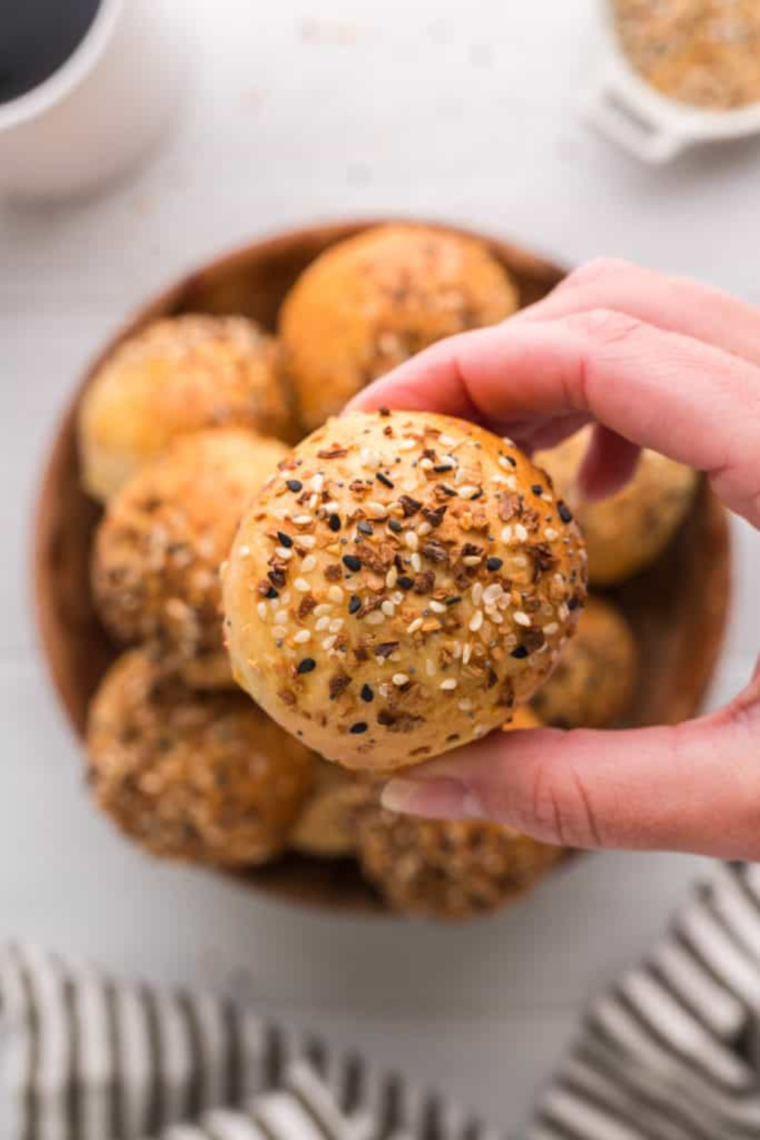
{"left": 583, "top": 77, "right": 685, "bottom": 164}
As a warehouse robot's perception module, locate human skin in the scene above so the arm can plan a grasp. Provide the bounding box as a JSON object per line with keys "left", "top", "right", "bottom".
{"left": 348, "top": 258, "right": 760, "bottom": 860}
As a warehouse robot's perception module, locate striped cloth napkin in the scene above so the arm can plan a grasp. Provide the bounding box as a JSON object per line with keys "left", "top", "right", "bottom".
{"left": 0, "top": 943, "right": 499, "bottom": 1140}
{"left": 530, "top": 862, "right": 760, "bottom": 1140}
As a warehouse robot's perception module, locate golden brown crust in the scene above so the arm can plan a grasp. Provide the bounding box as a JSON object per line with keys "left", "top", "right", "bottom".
{"left": 224, "top": 411, "right": 587, "bottom": 771}
{"left": 80, "top": 314, "right": 295, "bottom": 502}
{"left": 288, "top": 762, "right": 366, "bottom": 858}
{"left": 279, "top": 225, "right": 519, "bottom": 432}
{"left": 535, "top": 428, "right": 698, "bottom": 587}
{"left": 86, "top": 650, "right": 316, "bottom": 866}
{"left": 354, "top": 715, "right": 560, "bottom": 919}
{"left": 532, "top": 596, "right": 638, "bottom": 728}
{"left": 93, "top": 428, "right": 288, "bottom": 687}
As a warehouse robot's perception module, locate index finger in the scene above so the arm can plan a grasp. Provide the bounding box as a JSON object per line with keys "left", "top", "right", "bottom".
{"left": 349, "top": 310, "right": 760, "bottom": 526}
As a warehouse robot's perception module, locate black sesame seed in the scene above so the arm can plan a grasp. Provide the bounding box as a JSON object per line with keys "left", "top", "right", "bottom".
{"left": 510, "top": 645, "right": 529, "bottom": 659}
{"left": 531, "top": 484, "right": 543, "bottom": 495}
{"left": 433, "top": 463, "right": 453, "bottom": 473}
{"left": 328, "top": 513, "right": 341, "bottom": 532}
{"left": 568, "top": 596, "right": 580, "bottom": 611}
{"left": 486, "top": 557, "right": 503, "bottom": 572}
{"left": 348, "top": 595, "right": 362, "bottom": 614}
{"left": 349, "top": 722, "right": 369, "bottom": 734}
{"left": 397, "top": 576, "right": 415, "bottom": 590}
{"left": 277, "top": 531, "right": 293, "bottom": 548}
{"left": 471, "top": 489, "right": 483, "bottom": 500}
{"left": 296, "top": 658, "right": 316, "bottom": 674}
{"left": 504, "top": 455, "right": 517, "bottom": 467}
{"left": 376, "top": 472, "right": 394, "bottom": 488}
{"left": 441, "top": 485, "right": 457, "bottom": 497}
{"left": 388, "top": 519, "right": 403, "bottom": 534}
{"left": 558, "top": 501, "right": 573, "bottom": 523}
{"left": 286, "top": 479, "right": 303, "bottom": 492}
{"left": 343, "top": 555, "right": 362, "bottom": 572}
{"left": 379, "top": 406, "right": 390, "bottom": 417}
{"left": 360, "top": 684, "right": 374, "bottom": 703}
{"left": 264, "top": 586, "right": 279, "bottom": 599}
{"left": 445, "top": 595, "right": 462, "bottom": 606}
{"left": 357, "top": 520, "right": 373, "bottom": 536}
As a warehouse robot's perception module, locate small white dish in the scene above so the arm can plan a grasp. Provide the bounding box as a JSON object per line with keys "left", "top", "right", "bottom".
{"left": 584, "top": 0, "right": 760, "bottom": 164}
{"left": 0, "top": 0, "right": 192, "bottom": 200}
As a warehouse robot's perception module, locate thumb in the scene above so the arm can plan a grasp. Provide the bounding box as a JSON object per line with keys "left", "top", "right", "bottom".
{"left": 381, "top": 663, "right": 760, "bottom": 859}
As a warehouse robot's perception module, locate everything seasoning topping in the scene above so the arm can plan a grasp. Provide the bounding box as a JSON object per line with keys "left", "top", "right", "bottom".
{"left": 238, "top": 411, "right": 586, "bottom": 761}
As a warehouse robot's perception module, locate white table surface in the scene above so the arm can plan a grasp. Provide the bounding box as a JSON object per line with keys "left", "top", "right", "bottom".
{"left": 1, "top": 0, "right": 759, "bottom": 1133}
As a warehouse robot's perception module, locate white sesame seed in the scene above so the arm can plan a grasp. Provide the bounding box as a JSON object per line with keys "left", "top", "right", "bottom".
{"left": 294, "top": 578, "right": 310, "bottom": 593}
{"left": 473, "top": 724, "right": 486, "bottom": 738}
{"left": 392, "top": 591, "right": 404, "bottom": 606}
{"left": 328, "top": 586, "right": 344, "bottom": 604}
{"left": 498, "top": 456, "right": 512, "bottom": 470}
{"left": 440, "top": 678, "right": 458, "bottom": 691}
{"left": 405, "top": 531, "right": 419, "bottom": 551}
{"left": 272, "top": 625, "right": 287, "bottom": 639}
{"left": 393, "top": 673, "right": 410, "bottom": 687}
{"left": 269, "top": 597, "right": 280, "bottom": 611}
{"left": 553, "top": 572, "right": 564, "bottom": 587}
{"left": 438, "top": 455, "right": 457, "bottom": 470}
{"left": 407, "top": 617, "right": 424, "bottom": 633}
{"left": 544, "top": 622, "right": 559, "bottom": 635}
{"left": 490, "top": 611, "right": 504, "bottom": 625}
{"left": 281, "top": 592, "right": 291, "bottom": 605}
{"left": 417, "top": 522, "right": 432, "bottom": 537}
{"left": 439, "top": 435, "right": 457, "bottom": 448}
{"left": 315, "top": 616, "right": 330, "bottom": 632}
{"left": 293, "top": 515, "right": 313, "bottom": 526}
{"left": 310, "top": 473, "right": 324, "bottom": 493}
{"left": 471, "top": 582, "right": 483, "bottom": 605}
{"left": 505, "top": 475, "right": 518, "bottom": 491}
{"left": 458, "top": 484, "right": 479, "bottom": 499}
{"left": 514, "top": 611, "right": 532, "bottom": 627}
{"left": 365, "top": 610, "right": 385, "bottom": 625}
{"left": 462, "top": 555, "right": 481, "bottom": 567}
{"left": 329, "top": 618, "right": 344, "bottom": 633}
{"left": 542, "top": 493, "right": 554, "bottom": 504}
{"left": 322, "top": 636, "right": 337, "bottom": 651}
{"left": 463, "top": 642, "right": 473, "bottom": 665}
{"left": 399, "top": 438, "right": 416, "bottom": 451}
{"left": 514, "top": 524, "right": 529, "bottom": 542}
{"left": 381, "top": 601, "right": 395, "bottom": 618}
{"left": 276, "top": 547, "right": 293, "bottom": 561}
{"left": 454, "top": 467, "right": 465, "bottom": 485}
{"left": 284, "top": 647, "right": 296, "bottom": 660}
{"left": 300, "top": 555, "right": 316, "bottom": 574}
{"left": 469, "top": 610, "right": 484, "bottom": 632}
{"left": 426, "top": 659, "right": 437, "bottom": 677}
{"left": 429, "top": 600, "right": 446, "bottom": 614}
{"left": 273, "top": 507, "right": 290, "bottom": 520}
{"left": 367, "top": 501, "right": 388, "bottom": 518}
{"left": 491, "top": 474, "right": 508, "bottom": 485}
{"left": 419, "top": 458, "right": 434, "bottom": 471}
{"left": 274, "top": 610, "right": 288, "bottom": 624}
{"left": 502, "top": 436, "right": 515, "bottom": 447}
{"left": 544, "top": 528, "right": 559, "bottom": 541}
{"left": 299, "top": 535, "right": 316, "bottom": 549}
{"left": 314, "top": 603, "right": 332, "bottom": 617}
{"left": 308, "top": 494, "right": 319, "bottom": 511}
{"left": 483, "top": 583, "right": 503, "bottom": 605}
{"left": 294, "top": 630, "right": 311, "bottom": 644}
{"left": 458, "top": 699, "right": 474, "bottom": 712}
{"left": 558, "top": 603, "right": 570, "bottom": 621}
{"left": 378, "top": 683, "right": 391, "bottom": 699}
{"left": 411, "top": 552, "right": 422, "bottom": 572}
{"left": 359, "top": 448, "right": 371, "bottom": 468}
{"left": 501, "top": 525, "right": 513, "bottom": 543}
{"left": 385, "top": 566, "right": 398, "bottom": 589}
{"left": 452, "top": 641, "right": 462, "bottom": 659}
{"left": 257, "top": 602, "right": 268, "bottom": 621}
{"left": 239, "top": 545, "right": 251, "bottom": 558}
{"left": 512, "top": 555, "right": 529, "bottom": 568}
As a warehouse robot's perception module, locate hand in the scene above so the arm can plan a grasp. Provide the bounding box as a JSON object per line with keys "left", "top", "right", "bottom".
{"left": 348, "top": 259, "right": 760, "bottom": 860}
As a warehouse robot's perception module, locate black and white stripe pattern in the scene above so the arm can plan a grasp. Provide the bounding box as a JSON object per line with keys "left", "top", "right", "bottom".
{"left": 530, "top": 863, "right": 760, "bottom": 1140}
{"left": 0, "top": 944, "right": 498, "bottom": 1140}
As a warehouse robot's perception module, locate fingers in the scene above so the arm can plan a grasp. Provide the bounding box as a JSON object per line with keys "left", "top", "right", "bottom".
{"left": 351, "top": 310, "right": 760, "bottom": 525}
{"left": 516, "top": 258, "right": 760, "bottom": 368}
{"left": 381, "top": 677, "right": 760, "bottom": 858}
{"left": 576, "top": 424, "right": 641, "bottom": 501}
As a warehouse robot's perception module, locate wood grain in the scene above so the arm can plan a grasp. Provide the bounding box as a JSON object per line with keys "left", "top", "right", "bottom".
{"left": 33, "top": 219, "right": 731, "bottom": 914}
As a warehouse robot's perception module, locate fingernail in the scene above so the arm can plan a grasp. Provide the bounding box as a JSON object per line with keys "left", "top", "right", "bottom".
{"left": 381, "top": 777, "right": 487, "bottom": 821}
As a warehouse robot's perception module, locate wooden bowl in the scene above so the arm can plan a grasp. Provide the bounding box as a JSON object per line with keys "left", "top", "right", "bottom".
{"left": 34, "top": 218, "right": 731, "bottom": 913}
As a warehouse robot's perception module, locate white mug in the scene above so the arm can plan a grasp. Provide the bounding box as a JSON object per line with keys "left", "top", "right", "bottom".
{"left": 0, "top": 0, "right": 192, "bottom": 199}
